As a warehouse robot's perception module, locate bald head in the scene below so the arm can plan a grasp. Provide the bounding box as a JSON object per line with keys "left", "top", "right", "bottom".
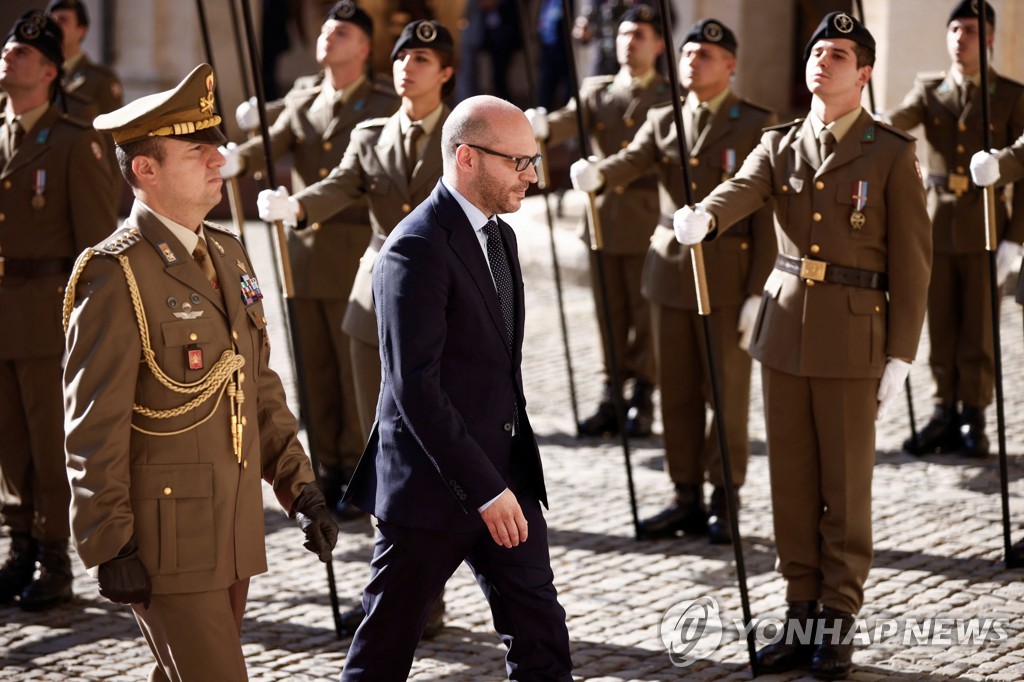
{"left": 442, "top": 95, "right": 538, "bottom": 216}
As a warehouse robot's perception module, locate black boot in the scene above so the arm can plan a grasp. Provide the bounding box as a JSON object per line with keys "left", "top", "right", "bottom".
{"left": 637, "top": 484, "right": 707, "bottom": 539}
{"left": 0, "top": 533, "right": 38, "bottom": 603}
{"left": 959, "top": 406, "right": 990, "bottom": 458}
{"left": 810, "top": 607, "right": 856, "bottom": 680}
{"left": 903, "top": 404, "right": 961, "bottom": 455}
{"left": 578, "top": 383, "right": 620, "bottom": 438}
{"left": 19, "top": 540, "right": 73, "bottom": 611}
{"left": 708, "top": 486, "right": 739, "bottom": 545}
{"left": 756, "top": 600, "right": 819, "bottom": 674}
{"left": 625, "top": 381, "right": 655, "bottom": 438}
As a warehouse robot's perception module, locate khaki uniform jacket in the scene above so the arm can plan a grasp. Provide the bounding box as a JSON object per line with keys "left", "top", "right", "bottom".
{"left": 293, "top": 107, "right": 450, "bottom": 345}
{"left": 237, "top": 75, "right": 399, "bottom": 299}
{"left": 0, "top": 100, "right": 116, "bottom": 359}
{"left": 887, "top": 71, "right": 1024, "bottom": 252}
{"left": 64, "top": 202, "right": 314, "bottom": 595}
{"left": 547, "top": 73, "right": 669, "bottom": 254}
{"left": 995, "top": 133, "right": 1024, "bottom": 304}
{"left": 600, "top": 94, "right": 777, "bottom": 309}
{"left": 701, "top": 111, "right": 932, "bottom": 379}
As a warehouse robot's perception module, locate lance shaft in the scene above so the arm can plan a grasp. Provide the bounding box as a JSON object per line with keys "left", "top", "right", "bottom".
{"left": 655, "top": 0, "right": 757, "bottom": 672}
{"left": 559, "top": 0, "right": 639, "bottom": 536}
{"left": 238, "top": 0, "right": 344, "bottom": 634}
{"left": 976, "top": 8, "right": 1015, "bottom": 568}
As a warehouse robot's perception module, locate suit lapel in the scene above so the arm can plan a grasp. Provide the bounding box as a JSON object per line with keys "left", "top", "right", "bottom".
{"left": 1, "top": 106, "right": 59, "bottom": 180}
{"left": 936, "top": 74, "right": 962, "bottom": 119}
{"left": 692, "top": 93, "right": 737, "bottom": 157}
{"left": 410, "top": 108, "right": 448, "bottom": 198}
{"left": 795, "top": 118, "right": 819, "bottom": 173}
{"left": 376, "top": 114, "right": 409, "bottom": 199}
{"left": 205, "top": 231, "right": 245, "bottom": 329}
{"left": 322, "top": 78, "right": 370, "bottom": 140}
{"left": 819, "top": 110, "right": 869, "bottom": 177}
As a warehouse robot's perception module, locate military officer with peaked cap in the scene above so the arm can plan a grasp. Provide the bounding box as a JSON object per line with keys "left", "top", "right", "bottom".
{"left": 0, "top": 9, "right": 116, "bottom": 611}
{"left": 887, "top": 0, "right": 1024, "bottom": 458}
{"left": 224, "top": 0, "right": 398, "bottom": 518}
{"left": 63, "top": 63, "right": 337, "bottom": 681}
{"left": 529, "top": 4, "right": 669, "bottom": 439}
{"left": 675, "top": 12, "right": 931, "bottom": 678}
{"left": 572, "top": 17, "right": 777, "bottom": 544}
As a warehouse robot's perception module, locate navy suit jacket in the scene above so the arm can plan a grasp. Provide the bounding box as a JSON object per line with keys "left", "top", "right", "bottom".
{"left": 347, "top": 179, "right": 548, "bottom": 532}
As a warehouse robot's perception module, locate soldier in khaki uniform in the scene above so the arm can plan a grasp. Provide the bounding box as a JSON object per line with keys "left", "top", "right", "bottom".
{"left": 886, "top": 0, "right": 1024, "bottom": 458}
{"left": 0, "top": 10, "right": 116, "bottom": 611}
{"left": 259, "top": 18, "right": 455, "bottom": 639}
{"left": 64, "top": 64, "right": 337, "bottom": 682}
{"left": 47, "top": 0, "right": 123, "bottom": 182}
{"left": 223, "top": 1, "right": 399, "bottom": 516}
{"left": 572, "top": 18, "right": 776, "bottom": 544}
{"left": 675, "top": 13, "right": 931, "bottom": 678}
{"left": 528, "top": 5, "right": 668, "bottom": 437}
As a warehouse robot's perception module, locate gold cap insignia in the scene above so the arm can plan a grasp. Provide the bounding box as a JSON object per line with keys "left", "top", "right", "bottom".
{"left": 199, "top": 73, "right": 216, "bottom": 116}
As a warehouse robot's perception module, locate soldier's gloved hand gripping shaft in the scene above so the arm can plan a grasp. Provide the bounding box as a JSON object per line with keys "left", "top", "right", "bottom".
{"left": 98, "top": 536, "right": 152, "bottom": 609}
{"left": 291, "top": 481, "right": 339, "bottom": 562}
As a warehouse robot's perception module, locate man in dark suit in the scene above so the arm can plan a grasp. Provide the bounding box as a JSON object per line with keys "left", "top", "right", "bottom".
{"left": 339, "top": 95, "right": 572, "bottom": 681}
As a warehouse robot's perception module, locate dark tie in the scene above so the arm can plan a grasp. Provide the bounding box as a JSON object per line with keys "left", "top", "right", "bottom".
{"left": 690, "top": 103, "right": 710, "bottom": 147}
{"left": 483, "top": 220, "right": 515, "bottom": 351}
{"left": 960, "top": 81, "right": 974, "bottom": 113}
{"left": 404, "top": 122, "right": 424, "bottom": 181}
{"left": 193, "top": 237, "right": 219, "bottom": 290}
{"left": 1, "top": 119, "right": 23, "bottom": 164}
{"left": 818, "top": 128, "right": 836, "bottom": 167}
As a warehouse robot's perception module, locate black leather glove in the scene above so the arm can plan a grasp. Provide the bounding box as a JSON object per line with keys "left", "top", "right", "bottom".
{"left": 291, "top": 481, "right": 339, "bottom": 562}
{"left": 98, "top": 537, "right": 152, "bottom": 609}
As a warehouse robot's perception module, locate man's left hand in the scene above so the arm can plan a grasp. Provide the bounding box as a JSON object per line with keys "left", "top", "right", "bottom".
{"left": 480, "top": 489, "right": 528, "bottom": 548}
{"left": 291, "top": 482, "right": 339, "bottom": 562}
{"left": 877, "top": 358, "right": 912, "bottom": 420}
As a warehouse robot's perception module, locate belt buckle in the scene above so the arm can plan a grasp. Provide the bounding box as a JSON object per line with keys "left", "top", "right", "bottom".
{"left": 799, "top": 257, "right": 827, "bottom": 283}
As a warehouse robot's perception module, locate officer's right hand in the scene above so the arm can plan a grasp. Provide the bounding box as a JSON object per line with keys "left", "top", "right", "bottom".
{"left": 218, "top": 142, "right": 242, "bottom": 179}
{"left": 970, "top": 150, "right": 1001, "bottom": 187}
{"left": 98, "top": 537, "right": 152, "bottom": 609}
{"left": 235, "top": 97, "right": 260, "bottom": 131}
{"left": 673, "top": 204, "right": 712, "bottom": 245}
{"left": 569, "top": 156, "right": 604, "bottom": 193}
{"left": 257, "top": 187, "right": 301, "bottom": 225}
{"left": 525, "top": 107, "right": 549, "bottom": 140}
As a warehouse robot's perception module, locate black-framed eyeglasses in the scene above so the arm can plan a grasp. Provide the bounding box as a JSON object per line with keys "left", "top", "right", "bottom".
{"left": 457, "top": 142, "right": 542, "bottom": 172}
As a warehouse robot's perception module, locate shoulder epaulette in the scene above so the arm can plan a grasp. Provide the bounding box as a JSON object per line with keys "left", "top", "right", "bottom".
{"left": 203, "top": 221, "right": 239, "bottom": 238}
{"left": 355, "top": 117, "right": 389, "bottom": 130}
{"left": 582, "top": 75, "right": 615, "bottom": 90}
{"left": 873, "top": 120, "right": 916, "bottom": 142}
{"left": 763, "top": 118, "right": 803, "bottom": 133}
{"left": 93, "top": 226, "right": 142, "bottom": 255}
{"left": 917, "top": 71, "right": 946, "bottom": 85}
{"left": 58, "top": 111, "right": 93, "bottom": 130}
{"left": 740, "top": 98, "right": 775, "bottom": 115}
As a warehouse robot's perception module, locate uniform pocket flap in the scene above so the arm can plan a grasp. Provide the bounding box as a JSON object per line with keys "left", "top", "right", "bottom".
{"left": 848, "top": 290, "right": 884, "bottom": 315}
{"left": 130, "top": 463, "right": 214, "bottom": 499}
{"left": 161, "top": 319, "right": 217, "bottom": 347}
{"left": 245, "top": 305, "right": 267, "bottom": 329}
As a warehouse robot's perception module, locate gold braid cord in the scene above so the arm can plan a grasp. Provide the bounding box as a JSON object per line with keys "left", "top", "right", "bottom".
{"left": 63, "top": 250, "right": 247, "bottom": 461}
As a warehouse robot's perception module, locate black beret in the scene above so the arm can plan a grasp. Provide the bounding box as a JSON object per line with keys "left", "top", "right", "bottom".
{"left": 6, "top": 10, "right": 63, "bottom": 68}
{"left": 47, "top": 0, "right": 89, "bottom": 28}
{"left": 804, "top": 11, "right": 875, "bottom": 62}
{"left": 682, "top": 19, "right": 738, "bottom": 55}
{"left": 948, "top": 0, "right": 995, "bottom": 26}
{"left": 620, "top": 4, "right": 661, "bottom": 36}
{"left": 390, "top": 20, "right": 454, "bottom": 62}
{"left": 325, "top": 0, "right": 373, "bottom": 39}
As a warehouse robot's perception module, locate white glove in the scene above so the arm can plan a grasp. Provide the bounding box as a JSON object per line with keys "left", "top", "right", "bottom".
{"left": 235, "top": 97, "right": 259, "bottom": 131}
{"left": 569, "top": 156, "right": 604, "bottom": 193}
{"left": 737, "top": 295, "right": 762, "bottom": 352}
{"left": 218, "top": 142, "right": 242, "bottom": 179}
{"left": 673, "top": 204, "right": 712, "bottom": 245}
{"left": 525, "top": 107, "right": 549, "bottom": 140}
{"left": 996, "top": 240, "right": 1022, "bottom": 287}
{"left": 970, "top": 150, "right": 1001, "bottom": 187}
{"left": 876, "top": 358, "right": 912, "bottom": 420}
{"left": 257, "top": 186, "right": 301, "bottom": 225}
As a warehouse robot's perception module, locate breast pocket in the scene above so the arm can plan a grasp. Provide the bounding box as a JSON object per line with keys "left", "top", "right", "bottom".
{"left": 130, "top": 463, "right": 216, "bottom": 575}
{"left": 160, "top": 318, "right": 220, "bottom": 381}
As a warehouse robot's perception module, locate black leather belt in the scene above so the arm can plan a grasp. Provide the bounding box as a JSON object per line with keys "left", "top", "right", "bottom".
{"left": 0, "top": 256, "right": 74, "bottom": 281}
{"left": 775, "top": 253, "right": 887, "bottom": 291}
{"left": 368, "top": 233, "right": 386, "bottom": 252}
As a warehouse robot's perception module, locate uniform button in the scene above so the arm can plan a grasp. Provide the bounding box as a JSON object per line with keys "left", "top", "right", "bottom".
{"left": 402, "top": 203, "right": 411, "bottom": 212}
{"left": 503, "top": 422, "right": 512, "bottom": 432}
{"left": 189, "top": 332, "right": 198, "bottom": 341}
{"left": 311, "top": 222, "right": 321, "bottom": 232}
{"left": 874, "top": 305, "right": 881, "bottom": 312}
{"left": 620, "top": 140, "right": 629, "bottom": 149}
{"left": 956, "top": 144, "right": 965, "bottom": 154}
{"left": 232, "top": 330, "right": 239, "bottom": 340}
{"left": 241, "top": 416, "right": 248, "bottom": 426}
{"left": 689, "top": 158, "right": 699, "bottom": 167}
{"left": 661, "top": 155, "right": 670, "bottom": 164}
{"left": 625, "top": 117, "right": 634, "bottom": 127}
{"left": 810, "top": 244, "right": 821, "bottom": 254}
{"left": 815, "top": 181, "right": 825, "bottom": 190}
{"left": 614, "top": 186, "right": 625, "bottom": 194}
{"left": 740, "top": 242, "right": 749, "bottom": 250}
{"left": 806, "top": 280, "right": 816, "bottom": 287}
{"left": 261, "top": 316, "right": 267, "bottom": 325}
{"left": 0, "top": 213, "right": 5, "bottom": 222}
{"left": 595, "top": 122, "right": 605, "bottom": 131}
{"left": 812, "top": 212, "right": 822, "bottom": 222}
{"left": 163, "top": 487, "right": 172, "bottom": 496}
{"left": 323, "top": 141, "right": 333, "bottom": 151}
{"left": 956, "top": 166, "right": 965, "bottom": 174}
{"left": 319, "top": 168, "right": 329, "bottom": 178}
{"left": 933, "top": 117, "right": 940, "bottom": 125}
{"left": 242, "top": 459, "right": 249, "bottom": 469}
{"left": 958, "top": 122, "right": 967, "bottom": 132}
{"left": 781, "top": 184, "right": 789, "bottom": 193}
{"left": 2, "top": 180, "right": 10, "bottom": 190}
{"left": 691, "top": 181, "right": 698, "bottom": 191}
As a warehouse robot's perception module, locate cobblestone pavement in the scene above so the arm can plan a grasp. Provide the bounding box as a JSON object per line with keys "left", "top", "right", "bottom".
{"left": 3, "top": 192, "right": 1024, "bottom": 681}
